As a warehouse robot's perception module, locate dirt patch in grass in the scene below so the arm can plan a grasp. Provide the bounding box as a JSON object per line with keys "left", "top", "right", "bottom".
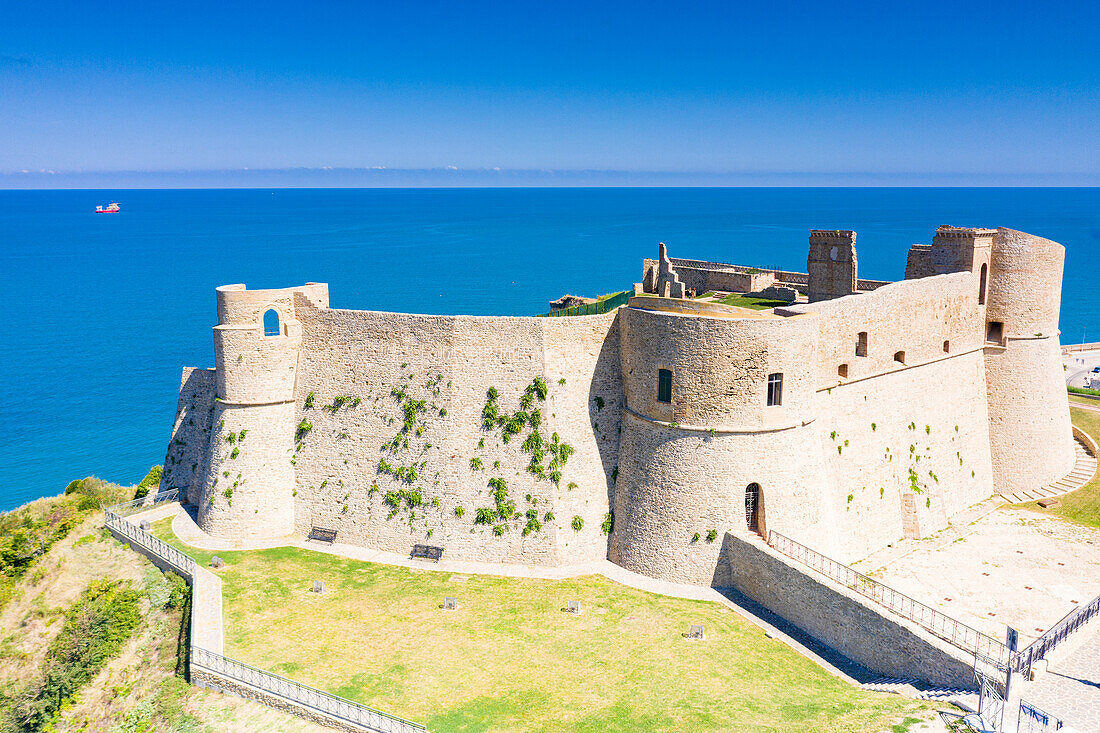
{"left": 151, "top": 519, "right": 930, "bottom": 732}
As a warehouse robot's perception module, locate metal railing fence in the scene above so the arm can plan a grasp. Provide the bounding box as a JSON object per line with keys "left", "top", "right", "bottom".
{"left": 1014, "top": 591, "right": 1100, "bottom": 677}
{"left": 191, "top": 647, "right": 427, "bottom": 733}
{"left": 767, "top": 530, "right": 1010, "bottom": 668}
{"left": 1018, "top": 701, "right": 1063, "bottom": 732}
{"left": 102, "top": 495, "right": 428, "bottom": 733}
{"left": 542, "top": 290, "right": 632, "bottom": 317}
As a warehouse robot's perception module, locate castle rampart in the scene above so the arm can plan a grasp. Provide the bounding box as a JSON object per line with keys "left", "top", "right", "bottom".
{"left": 160, "top": 225, "right": 1075, "bottom": 587}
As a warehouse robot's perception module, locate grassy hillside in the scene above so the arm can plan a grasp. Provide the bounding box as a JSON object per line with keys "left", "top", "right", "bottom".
{"left": 0, "top": 478, "right": 327, "bottom": 733}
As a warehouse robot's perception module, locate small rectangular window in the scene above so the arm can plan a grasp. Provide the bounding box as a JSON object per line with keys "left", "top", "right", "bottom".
{"left": 838, "top": 363, "right": 849, "bottom": 378}
{"left": 986, "top": 321, "right": 1004, "bottom": 344}
{"left": 767, "top": 373, "right": 783, "bottom": 406}
{"left": 894, "top": 350, "right": 906, "bottom": 364}
{"left": 657, "top": 369, "right": 672, "bottom": 403}
{"left": 856, "top": 332, "right": 868, "bottom": 357}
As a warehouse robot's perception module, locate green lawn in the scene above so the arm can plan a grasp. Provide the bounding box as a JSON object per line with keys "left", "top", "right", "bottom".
{"left": 151, "top": 519, "right": 929, "bottom": 732}
{"left": 1016, "top": 405, "right": 1100, "bottom": 529}
{"left": 715, "top": 294, "right": 791, "bottom": 310}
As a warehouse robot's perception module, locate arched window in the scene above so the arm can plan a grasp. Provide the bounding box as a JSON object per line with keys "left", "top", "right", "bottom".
{"left": 978, "top": 264, "right": 987, "bottom": 305}
{"left": 745, "top": 483, "right": 763, "bottom": 536}
{"left": 263, "top": 308, "right": 282, "bottom": 337}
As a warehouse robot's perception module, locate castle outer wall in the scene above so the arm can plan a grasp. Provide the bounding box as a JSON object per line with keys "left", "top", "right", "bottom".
{"left": 160, "top": 226, "right": 1076, "bottom": 587}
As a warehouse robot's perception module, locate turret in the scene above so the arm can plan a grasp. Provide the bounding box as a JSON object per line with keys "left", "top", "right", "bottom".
{"left": 196, "top": 283, "right": 328, "bottom": 538}
{"left": 807, "top": 230, "right": 857, "bottom": 302}
{"left": 983, "top": 229, "right": 1075, "bottom": 494}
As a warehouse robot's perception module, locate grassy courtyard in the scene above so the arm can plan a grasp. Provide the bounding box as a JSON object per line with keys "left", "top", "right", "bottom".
{"left": 1019, "top": 404, "right": 1100, "bottom": 529}
{"left": 715, "top": 293, "right": 792, "bottom": 310}
{"left": 151, "top": 519, "right": 929, "bottom": 732}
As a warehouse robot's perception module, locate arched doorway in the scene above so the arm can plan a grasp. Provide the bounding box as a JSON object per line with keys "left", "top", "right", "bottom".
{"left": 745, "top": 483, "right": 763, "bottom": 536}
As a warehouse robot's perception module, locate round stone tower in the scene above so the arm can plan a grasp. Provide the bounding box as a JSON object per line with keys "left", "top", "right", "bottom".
{"left": 984, "top": 228, "right": 1075, "bottom": 495}
{"left": 609, "top": 298, "right": 830, "bottom": 585}
{"left": 196, "top": 283, "right": 328, "bottom": 539}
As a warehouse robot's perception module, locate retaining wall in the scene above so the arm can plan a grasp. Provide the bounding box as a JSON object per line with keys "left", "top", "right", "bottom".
{"left": 715, "top": 532, "right": 977, "bottom": 689}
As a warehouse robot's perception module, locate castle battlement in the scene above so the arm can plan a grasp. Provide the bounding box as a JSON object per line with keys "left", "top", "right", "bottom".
{"left": 160, "top": 226, "right": 1075, "bottom": 586}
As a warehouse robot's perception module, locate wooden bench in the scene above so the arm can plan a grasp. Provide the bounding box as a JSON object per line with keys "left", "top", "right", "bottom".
{"left": 411, "top": 544, "right": 444, "bottom": 562}
{"left": 308, "top": 526, "right": 338, "bottom": 544}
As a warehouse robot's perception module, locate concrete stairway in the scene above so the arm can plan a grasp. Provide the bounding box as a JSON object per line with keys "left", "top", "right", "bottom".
{"left": 1000, "top": 435, "right": 1097, "bottom": 505}
{"left": 861, "top": 677, "right": 979, "bottom": 711}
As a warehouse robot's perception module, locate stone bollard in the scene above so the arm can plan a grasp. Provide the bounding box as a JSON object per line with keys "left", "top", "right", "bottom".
{"left": 312, "top": 580, "right": 325, "bottom": 593}
{"left": 211, "top": 556, "right": 225, "bottom": 569}
{"left": 139, "top": 520, "right": 151, "bottom": 531}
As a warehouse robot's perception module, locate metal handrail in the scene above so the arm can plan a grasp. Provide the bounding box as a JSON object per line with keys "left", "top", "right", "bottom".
{"left": 767, "top": 530, "right": 1010, "bottom": 667}
{"left": 1014, "top": 591, "right": 1100, "bottom": 677}
{"left": 191, "top": 647, "right": 427, "bottom": 732}
{"left": 102, "top": 495, "right": 428, "bottom": 733}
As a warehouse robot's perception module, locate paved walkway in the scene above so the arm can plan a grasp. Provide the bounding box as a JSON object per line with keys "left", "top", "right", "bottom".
{"left": 1022, "top": 623, "right": 1100, "bottom": 733}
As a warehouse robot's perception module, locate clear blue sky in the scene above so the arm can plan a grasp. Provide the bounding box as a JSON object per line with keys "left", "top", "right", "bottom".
{"left": 2, "top": 0, "right": 1098, "bottom": 185}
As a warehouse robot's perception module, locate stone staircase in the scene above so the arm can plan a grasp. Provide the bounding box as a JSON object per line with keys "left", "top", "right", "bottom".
{"left": 862, "top": 677, "right": 980, "bottom": 711}
{"left": 1000, "top": 434, "right": 1098, "bottom": 505}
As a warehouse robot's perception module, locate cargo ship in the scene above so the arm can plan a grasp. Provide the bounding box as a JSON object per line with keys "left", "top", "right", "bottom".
{"left": 95, "top": 202, "right": 120, "bottom": 213}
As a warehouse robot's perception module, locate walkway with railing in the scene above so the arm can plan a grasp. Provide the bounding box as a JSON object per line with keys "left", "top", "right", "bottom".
{"left": 767, "top": 530, "right": 1011, "bottom": 669}
{"left": 541, "top": 290, "right": 632, "bottom": 317}
{"left": 104, "top": 494, "right": 428, "bottom": 733}
{"left": 1015, "top": 591, "right": 1100, "bottom": 678}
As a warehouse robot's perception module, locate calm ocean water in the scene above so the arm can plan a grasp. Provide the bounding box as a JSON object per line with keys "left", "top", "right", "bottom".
{"left": 0, "top": 188, "right": 1096, "bottom": 511}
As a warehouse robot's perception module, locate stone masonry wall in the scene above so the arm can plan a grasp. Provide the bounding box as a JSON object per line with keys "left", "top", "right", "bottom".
{"left": 289, "top": 301, "right": 621, "bottom": 566}
{"left": 161, "top": 368, "right": 217, "bottom": 504}
{"left": 716, "top": 532, "right": 977, "bottom": 689}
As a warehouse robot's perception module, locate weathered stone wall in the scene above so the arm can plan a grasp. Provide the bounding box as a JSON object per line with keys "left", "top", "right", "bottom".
{"left": 811, "top": 351, "right": 995, "bottom": 560}
{"left": 161, "top": 368, "right": 217, "bottom": 504}
{"left": 642, "top": 258, "right": 774, "bottom": 295}
{"left": 289, "top": 302, "right": 620, "bottom": 566}
{"left": 715, "top": 533, "right": 977, "bottom": 689}
{"left": 985, "top": 228, "right": 1075, "bottom": 495}
{"left": 197, "top": 401, "right": 298, "bottom": 538}
{"left": 610, "top": 304, "right": 833, "bottom": 584}
{"left": 807, "top": 230, "right": 857, "bottom": 302}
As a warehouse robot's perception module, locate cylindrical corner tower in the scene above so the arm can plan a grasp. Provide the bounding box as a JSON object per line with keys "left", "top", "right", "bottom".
{"left": 609, "top": 299, "right": 829, "bottom": 585}
{"left": 196, "top": 283, "right": 328, "bottom": 539}
{"left": 984, "top": 228, "right": 1075, "bottom": 495}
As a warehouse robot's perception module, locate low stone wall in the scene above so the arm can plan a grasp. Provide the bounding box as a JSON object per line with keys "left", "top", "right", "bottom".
{"left": 715, "top": 532, "right": 977, "bottom": 689}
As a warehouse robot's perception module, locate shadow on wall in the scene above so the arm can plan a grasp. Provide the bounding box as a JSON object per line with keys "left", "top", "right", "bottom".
{"left": 587, "top": 311, "right": 624, "bottom": 559}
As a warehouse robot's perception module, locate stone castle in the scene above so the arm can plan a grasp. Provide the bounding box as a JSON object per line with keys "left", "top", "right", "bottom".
{"left": 161, "top": 226, "right": 1075, "bottom": 588}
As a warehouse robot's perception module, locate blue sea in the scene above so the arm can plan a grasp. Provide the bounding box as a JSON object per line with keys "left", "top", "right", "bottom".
{"left": 0, "top": 188, "right": 1096, "bottom": 512}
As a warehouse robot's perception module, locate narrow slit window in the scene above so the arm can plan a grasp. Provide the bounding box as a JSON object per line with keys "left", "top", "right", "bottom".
{"left": 856, "top": 331, "right": 868, "bottom": 357}
{"left": 978, "top": 264, "right": 988, "bottom": 305}
{"left": 657, "top": 369, "right": 672, "bottom": 403}
{"left": 943, "top": 340, "right": 951, "bottom": 353}
{"left": 894, "top": 350, "right": 906, "bottom": 364}
{"left": 767, "top": 373, "right": 783, "bottom": 406}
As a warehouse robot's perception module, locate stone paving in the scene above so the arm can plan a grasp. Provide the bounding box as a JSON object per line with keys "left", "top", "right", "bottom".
{"left": 1020, "top": 625, "right": 1100, "bottom": 733}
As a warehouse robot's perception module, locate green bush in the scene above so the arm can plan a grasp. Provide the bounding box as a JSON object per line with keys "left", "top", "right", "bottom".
{"left": 13, "top": 578, "right": 143, "bottom": 731}
{"left": 601, "top": 511, "right": 614, "bottom": 535}
{"left": 133, "top": 465, "right": 163, "bottom": 500}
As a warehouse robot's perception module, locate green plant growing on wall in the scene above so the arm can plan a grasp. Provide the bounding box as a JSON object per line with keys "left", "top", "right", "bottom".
{"left": 691, "top": 532, "right": 700, "bottom": 543}
{"left": 238, "top": 429, "right": 248, "bottom": 442}
{"left": 925, "top": 425, "right": 931, "bottom": 434}
{"left": 567, "top": 482, "right": 578, "bottom": 491}
{"left": 601, "top": 511, "right": 614, "bottom": 535}
{"left": 611, "top": 466, "right": 618, "bottom": 484}
{"left": 227, "top": 432, "right": 237, "bottom": 444}
{"left": 705, "top": 529, "right": 718, "bottom": 543}
{"left": 543, "top": 511, "right": 554, "bottom": 522}
{"left": 871, "top": 423, "right": 877, "bottom": 431}
{"left": 571, "top": 515, "right": 583, "bottom": 531}
{"left": 296, "top": 419, "right": 313, "bottom": 442}
{"left": 493, "top": 525, "right": 505, "bottom": 536}
{"left": 454, "top": 505, "right": 465, "bottom": 517}
{"left": 880, "top": 487, "right": 885, "bottom": 498}
{"left": 230, "top": 447, "right": 240, "bottom": 459}
{"left": 594, "top": 396, "right": 605, "bottom": 412}
{"left": 558, "top": 377, "right": 566, "bottom": 385}
{"left": 305, "top": 391, "right": 315, "bottom": 408}
{"left": 830, "top": 431, "right": 838, "bottom": 440}
{"left": 523, "top": 509, "right": 542, "bottom": 536}
{"left": 475, "top": 507, "right": 495, "bottom": 525}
